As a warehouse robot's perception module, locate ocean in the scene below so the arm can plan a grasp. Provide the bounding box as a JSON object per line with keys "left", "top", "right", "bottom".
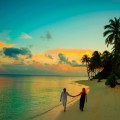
{"left": 0, "top": 75, "right": 88, "bottom": 120}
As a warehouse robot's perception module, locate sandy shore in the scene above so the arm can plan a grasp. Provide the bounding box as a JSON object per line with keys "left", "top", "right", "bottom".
{"left": 37, "top": 79, "right": 120, "bottom": 120}
{"left": 54, "top": 79, "right": 120, "bottom": 120}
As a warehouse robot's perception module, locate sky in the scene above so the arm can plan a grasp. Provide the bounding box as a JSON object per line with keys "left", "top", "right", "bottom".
{"left": 0, "top": 0, "right": 120, "bottom": 75}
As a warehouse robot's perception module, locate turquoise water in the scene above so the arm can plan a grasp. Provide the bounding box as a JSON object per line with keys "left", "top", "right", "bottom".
{"left": 0, "top": 75, "right": 88, "bottom": 120}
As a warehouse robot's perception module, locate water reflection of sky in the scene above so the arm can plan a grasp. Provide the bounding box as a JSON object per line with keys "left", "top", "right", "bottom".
{"left": 0, "top": 76, "right": 88, "bottom": 120}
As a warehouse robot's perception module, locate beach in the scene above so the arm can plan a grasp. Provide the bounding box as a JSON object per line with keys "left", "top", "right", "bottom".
{"left": 39, "top": 79, "right": 120, "bottom": 120}
{"left": 0, "top": 76, "right": 88, "bottom": 120}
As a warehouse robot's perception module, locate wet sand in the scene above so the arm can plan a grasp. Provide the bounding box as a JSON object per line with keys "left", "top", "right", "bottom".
{"left": 36, "top": 79, "right": 120, "bottom": 120}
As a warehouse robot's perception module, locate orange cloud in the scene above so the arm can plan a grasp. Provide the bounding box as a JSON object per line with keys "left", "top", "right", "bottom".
{"left": 26, "top": 48, "right": 94, "bottom": 66}
{"left": 45, "top": 48, "right": 94, "bottom": 55}
{"left": 0, "top": 48, "right": 91, "bottom": 76}
{"left": 45, "top": 48, "right": 94, "bottom": 63}
{"left": 0, "top": 41, "right": 15, "bottom": 48}
{"left": 31, "top": 54, "right": 57, "bottom": 64}
{"left": 0, "top": 56, "right": 13, "bottom": 64}
{"left": 52, "top": 64, "right": 86, "bottom": 75}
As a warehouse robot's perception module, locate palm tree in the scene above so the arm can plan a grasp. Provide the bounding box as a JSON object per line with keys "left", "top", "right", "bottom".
{"left": 101, "top": 50, "right": 111, "bottom": 66}
{"left": 104, "top": 17, "right": 120, "bottom": 74}
{"left": 81, "top": 54, "right": 90, "bottom": 66}
{"left": 103, "top": 17, "right": 120, "bottom": 54}
{"left": 100, "top": 50, "right": 113, "bottom": 75}
{"left": 90, "top": 51, "right": 101, "bottom": 75}
{"left": 81, "top": 54, "right": 91, "bottom": 80}
{"left": 82, "top": 52, "right": 102, "bottom": 80}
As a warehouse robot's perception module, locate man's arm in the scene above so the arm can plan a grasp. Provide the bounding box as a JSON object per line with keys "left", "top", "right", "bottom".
{"left": 67, "top": 92, "right": 74, "bottom": 97}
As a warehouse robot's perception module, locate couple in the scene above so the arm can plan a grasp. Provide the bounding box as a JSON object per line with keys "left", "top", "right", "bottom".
{"left": 60, "top": 88, "right": 87, "bottom": 112}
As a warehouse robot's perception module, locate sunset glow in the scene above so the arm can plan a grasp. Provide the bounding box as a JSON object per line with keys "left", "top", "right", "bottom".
{"left": 0, "top": 0, "right": 120, "bottom": 75}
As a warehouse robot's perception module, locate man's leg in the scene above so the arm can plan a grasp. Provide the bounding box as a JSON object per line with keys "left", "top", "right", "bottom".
{"left": 64, "top": 101, "right": 67, "bottom": 112}
{"left": 62, "top": 100, "right": 67, "bottom": 112}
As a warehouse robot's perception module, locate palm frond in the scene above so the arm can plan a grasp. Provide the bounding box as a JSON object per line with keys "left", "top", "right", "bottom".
{"left": 118, "top": 17, "right": 120, "bottom": 23}
{"left": 114, "top": 17, "right": 118, "bottom": 23}
{"left": 103, "top": 30, "right": 113, "bottom": 37}
{"left": 104, "top": 25, "right": 114, "bottom": 29}
{"left": 104, "top": 17, "right": 120, "bottom": 58}
{"left": 105, "top": 34, "right": 114, "bottom": 46}
{"left": 109, "top": 19, "right": 115, "bottom": 25}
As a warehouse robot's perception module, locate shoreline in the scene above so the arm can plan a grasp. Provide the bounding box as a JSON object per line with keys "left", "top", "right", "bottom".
{"left": 34, "top": 79, "right": 120, "bottom": 120}
{"left": 54, "top": 79, "right": 120, "bottom": 120}
{"left": 36, "top": 80, "right": 90, "bottom": 120}
{"left": 37, "top": 97, "right": 79, "bottom": 120}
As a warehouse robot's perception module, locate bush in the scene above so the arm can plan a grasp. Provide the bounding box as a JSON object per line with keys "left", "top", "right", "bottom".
{"left": 105, "top": 74, "right": 116, "bottom": 88}
{"left": 93, "top": 70, "right": 109, "bottom": 79}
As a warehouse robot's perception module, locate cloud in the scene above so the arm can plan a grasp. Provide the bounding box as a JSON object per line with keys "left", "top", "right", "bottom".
{"left": 46, "top": 31, "right": 52, "bottom": 40}
{"left": 20, "top": 33, "right": 32, "bottom": 39}
{"left": 0, "top": 41, "right": 15, "bottom": 48}
{"left": 58, "top": 53, "right": 70, "bottom": 64}
{"left": 45, "top": 48, "right": 94, "bottom": 63}
{"left": 0, "top": 48, "right": 92, "bottom": 75}
{"left": 40, "top": 31, "right": 52, "bottom": 41}
{"left": 31, "top": 54, "right": 55, "bottom": 65}
{"left": 71, "top": 60, "right": 78, "bottom": 65}
{"left": 3, "top": 47, "right": 32, "bottom": 60}
{"left": 58, "top": 53, "right": 85, "bottom": 67}
{"left": 45, "top": 54, "right": 53, "bottom": 59}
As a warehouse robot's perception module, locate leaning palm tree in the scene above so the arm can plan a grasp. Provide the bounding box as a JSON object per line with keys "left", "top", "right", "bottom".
{"left": 81, "top": 54, "right": 90, "bottom": 67}
{"left": 103, "top": 17, "right": 120, "bottom": 54}
{"left": 81, "top": 54, "right": 91, "bottom": 80}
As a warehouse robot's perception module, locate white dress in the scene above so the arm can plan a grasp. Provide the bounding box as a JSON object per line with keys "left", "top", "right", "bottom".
{"left": 60, "top": 92, "right": 71, "bottom": 103}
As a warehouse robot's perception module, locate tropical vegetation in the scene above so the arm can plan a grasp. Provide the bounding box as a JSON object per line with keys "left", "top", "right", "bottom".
{"left": 81, "top": 17, "right": 120, "bottom": 87}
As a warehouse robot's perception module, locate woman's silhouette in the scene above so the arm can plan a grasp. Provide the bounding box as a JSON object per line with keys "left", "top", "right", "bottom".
{"left": 74, "top": 88, "right": 87, "bottom": 111}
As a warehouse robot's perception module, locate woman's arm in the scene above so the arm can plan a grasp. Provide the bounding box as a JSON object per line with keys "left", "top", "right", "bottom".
{"left": 74, "top": 92, "right": 81, "bottom": 97}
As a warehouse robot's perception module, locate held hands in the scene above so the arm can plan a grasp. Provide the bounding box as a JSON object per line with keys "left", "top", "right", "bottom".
{"left": 72, "top": 96, "right": 76, "bottom": 97}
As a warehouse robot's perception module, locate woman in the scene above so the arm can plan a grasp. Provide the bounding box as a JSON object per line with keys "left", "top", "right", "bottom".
{"left": 60, "top": 88, "right": 73, "bottom": 112}
{"left": 74, "top": 88, "right": 87, "bottom": 111}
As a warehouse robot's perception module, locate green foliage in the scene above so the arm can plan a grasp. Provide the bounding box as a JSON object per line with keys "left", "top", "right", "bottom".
{"left": 93, "top": 70, "right": 108, "bottom": 79}
{"left": 105, "top": 74, "right": 116, "bottom": 88}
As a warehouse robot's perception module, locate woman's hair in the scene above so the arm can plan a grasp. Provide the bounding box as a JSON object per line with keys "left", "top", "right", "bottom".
{"left": 82, "top": 88, "right": 86, "bottom": 93}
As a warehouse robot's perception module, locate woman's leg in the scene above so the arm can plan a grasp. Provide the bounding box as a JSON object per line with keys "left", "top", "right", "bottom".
{"left": 80, "top": 100, "right": 85, "bottom": 111}
{"left": 79, "top": 100, "right": 82, "bottom": 110}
